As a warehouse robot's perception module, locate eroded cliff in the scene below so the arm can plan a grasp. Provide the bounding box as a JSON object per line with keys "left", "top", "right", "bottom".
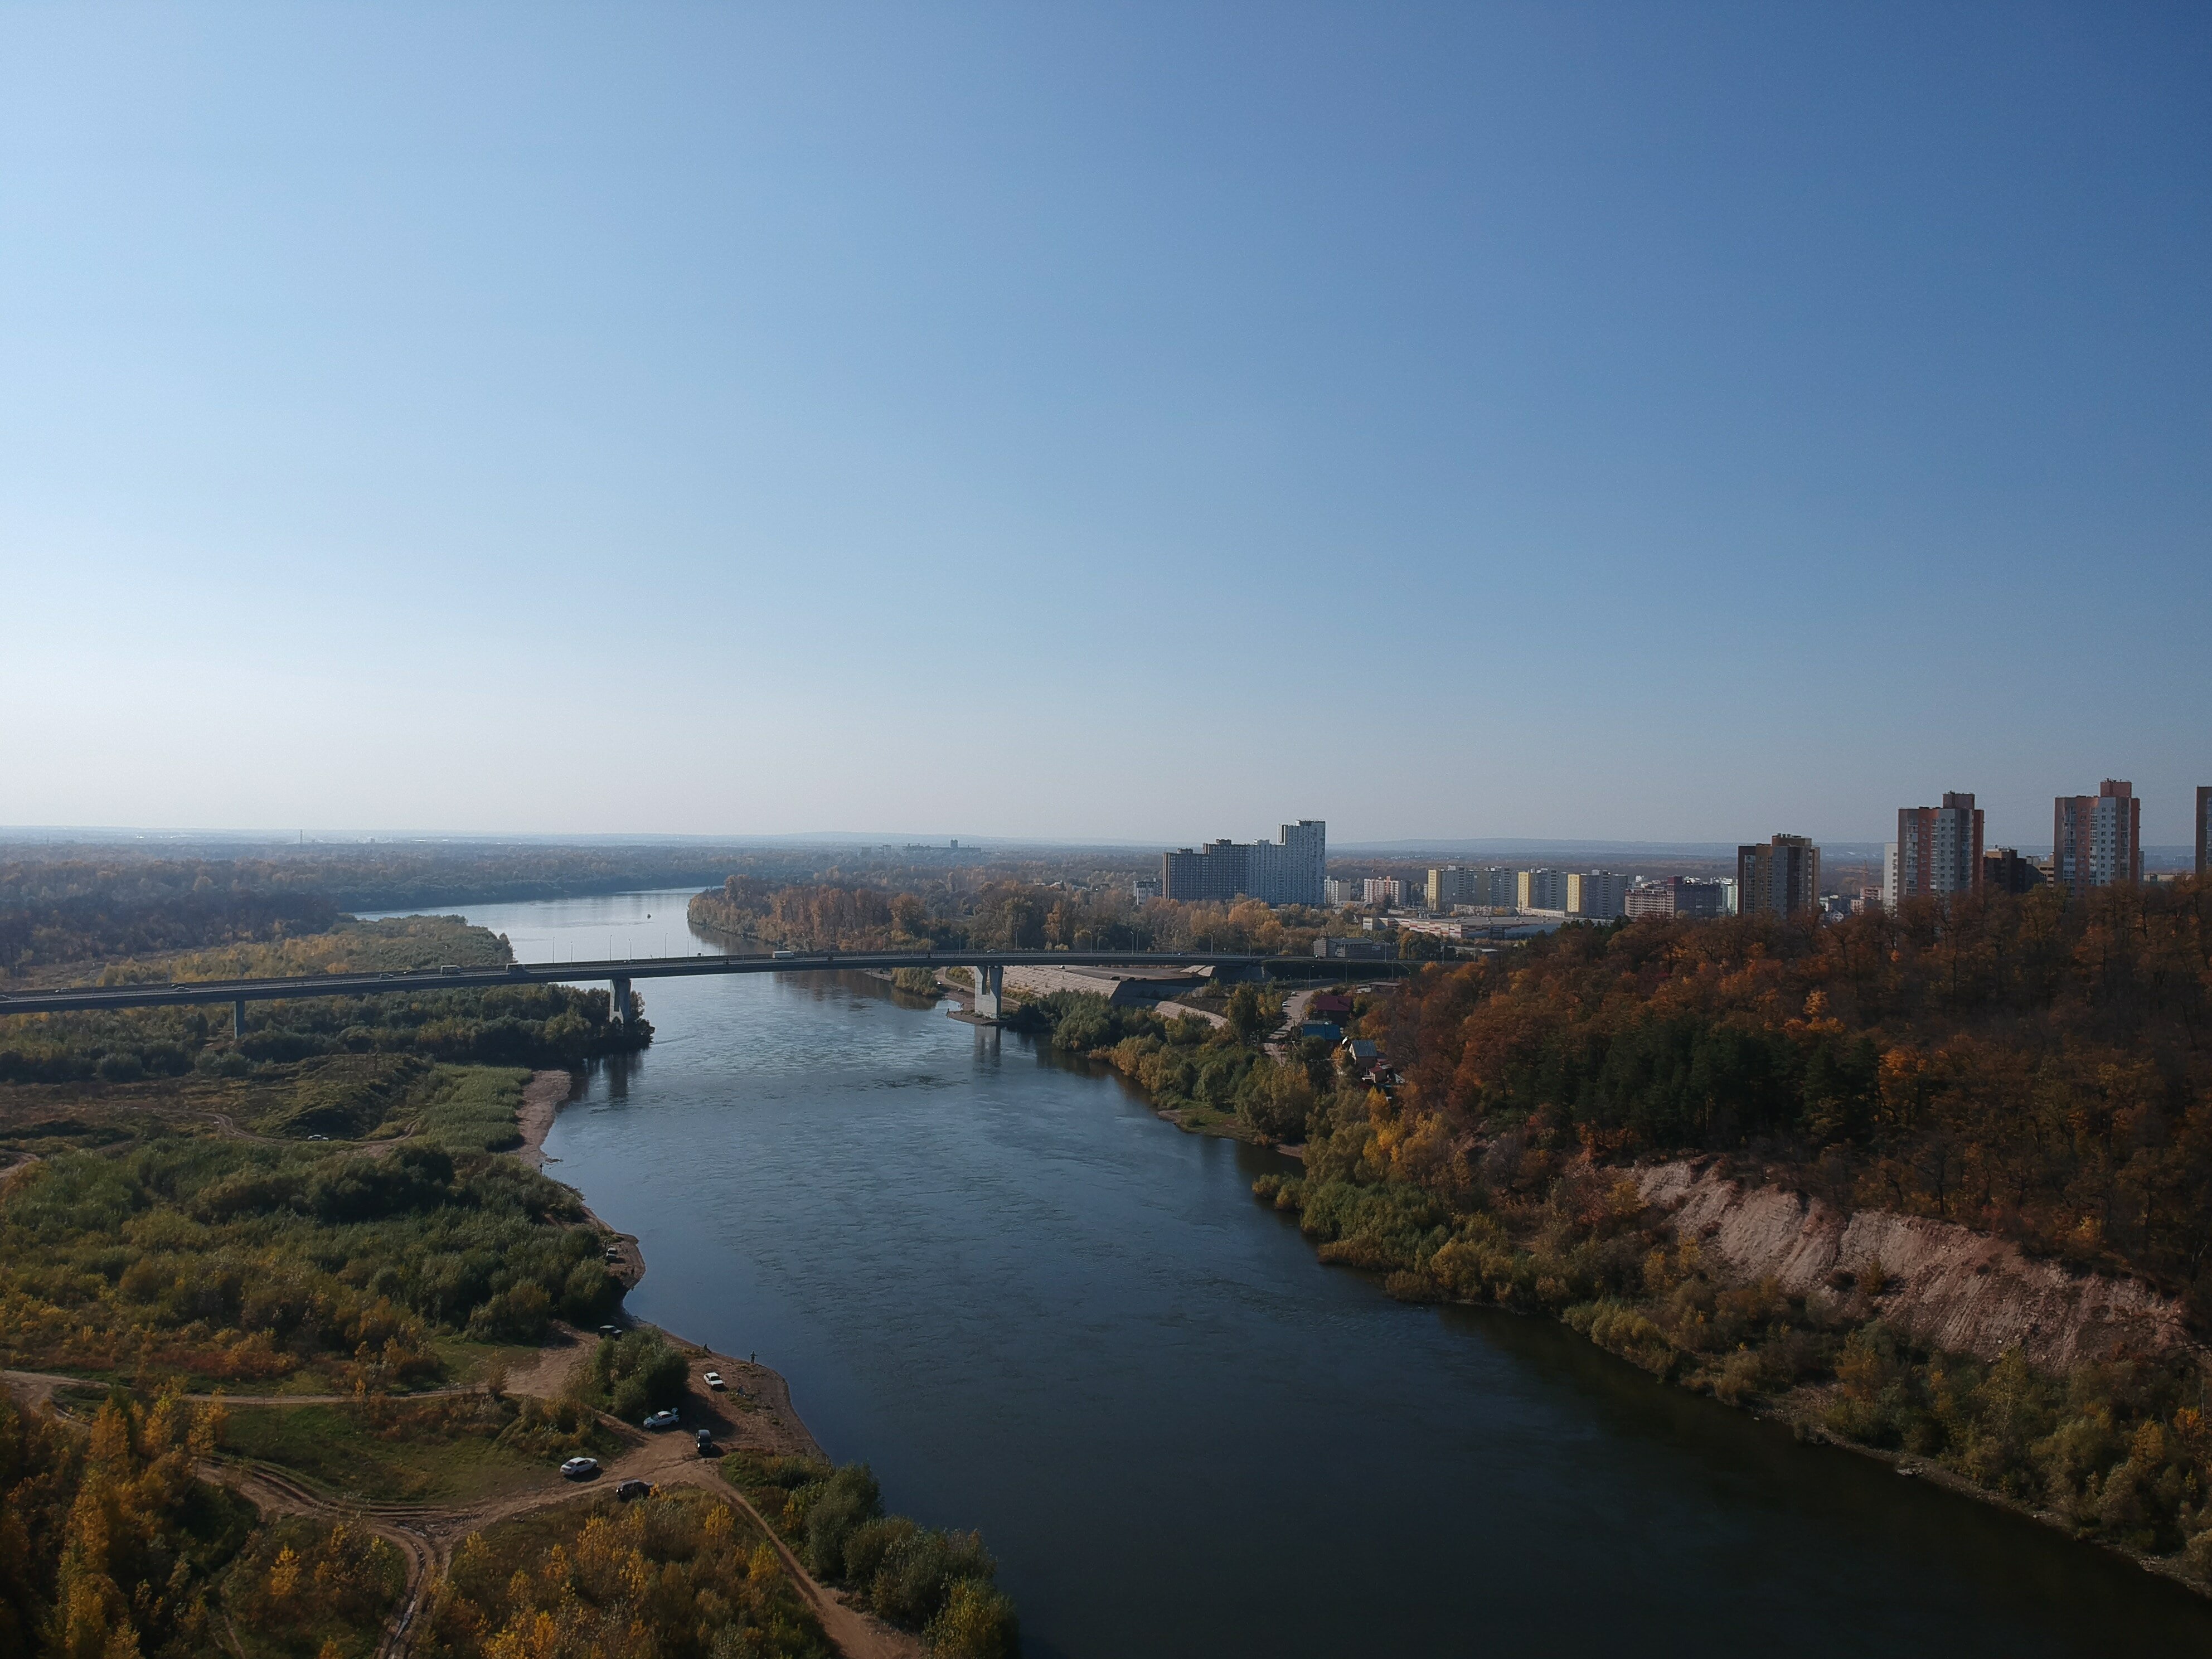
{"left": 1634, "top": 1159, "right": 2195, "bottom": 1371}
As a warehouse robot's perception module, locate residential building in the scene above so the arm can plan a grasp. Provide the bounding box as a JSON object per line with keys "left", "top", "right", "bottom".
{"left": 1361, "top": 877, "right": 1403, "bottom": 906}
{"left": 1160, "top": 820, "right": 1326, "bottom": 906}
{"left": 2199, "top": 787, "right": 2210, "bottom": 876}
{"left": 1474, "top": 866, "right": 1520, "bottom": 909}
{"left": 1565, "top": 870, "right": 1630, "bottom": 919}
{"left": 1246, "top": 819, "right": 1328, "bottom": 908}
{"left": 1427, "top": 865, "right": 1507, "bottom": 910}
{"left": 1982, "top": 848, "right": 2046, "bottom": 895}
{"left": 1323, "top": 877, "right": 1357, "bottom": 906}
{"left": 1429, "top": 865, "right": 1517, "bottom": 910}
{"left": 1131, "top": 876, "right": 1162, "bottom": 903}
{"left": 1624, "top": 876, "right": 1728, "bottom": 920}
{"left": 1737, "top": 835, "right": 1821, "bottom": 918}
{"left": 1892, "top": 793, "right": 1984, "bottom": 905}
{"left": 2053, "top": 781, "right": 2141, "bottom": 896}
{"left": 1517, "top": 869, "right": 1569, "bottom": 912}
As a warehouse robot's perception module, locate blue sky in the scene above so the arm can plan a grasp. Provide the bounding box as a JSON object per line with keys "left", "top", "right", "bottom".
{"left": 3, "top": 4, "right": 2205, "bottom": 847}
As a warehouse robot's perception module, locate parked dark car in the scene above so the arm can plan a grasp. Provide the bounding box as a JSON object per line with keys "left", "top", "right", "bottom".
{"left": 615, "top": 1479, "right": 651, "bottom": 1501}
{"left": 695, "top": 1429, "right": 716, "bottom": 1455}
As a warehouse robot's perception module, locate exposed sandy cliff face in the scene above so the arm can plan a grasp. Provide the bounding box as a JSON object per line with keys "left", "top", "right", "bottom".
{"left": 1634, "top": 1160, "right": 2196, "bottom": 1371}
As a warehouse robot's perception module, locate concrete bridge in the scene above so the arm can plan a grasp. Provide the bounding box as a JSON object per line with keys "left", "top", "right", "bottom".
{"left": 0, "top": 949, "right": 1392, "bottom": 1035}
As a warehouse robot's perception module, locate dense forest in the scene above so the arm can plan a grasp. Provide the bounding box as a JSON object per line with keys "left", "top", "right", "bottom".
{"left": 1363, "top": 879, "right": 2212, "bottom": 1296}
{"left": 415, "top": 1487, "right": 828, "bottom": 1659}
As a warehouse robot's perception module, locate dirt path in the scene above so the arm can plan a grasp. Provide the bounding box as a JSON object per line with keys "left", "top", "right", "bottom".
{"left": 501, "top": 1324, "right": 590, "bottom": 1400}
{"left": 196, "top": 1458, "right": 439, "bottom": 1659}
{"left": 197, "top": 1110, "right": 419, "bottom": 1153}
{"left": 1265, "top": 986, "right": 1321, "bottom": 1057}
{"left": 1155, "top": 998, "right": 1228, "bottom": 1030}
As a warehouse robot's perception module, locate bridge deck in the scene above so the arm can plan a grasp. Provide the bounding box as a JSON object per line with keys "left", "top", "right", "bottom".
{"left": 0, "top": 949, "right": 1391, "bottom": 1017}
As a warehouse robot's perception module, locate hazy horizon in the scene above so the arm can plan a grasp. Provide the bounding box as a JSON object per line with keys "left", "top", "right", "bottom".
{"left": 4, "top": 6, "right": 2206, "bottom": 845}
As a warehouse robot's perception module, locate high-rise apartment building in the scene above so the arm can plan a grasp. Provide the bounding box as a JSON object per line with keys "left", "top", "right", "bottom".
{"left": 1890, "top": 792, "right": 1985, "bottom": 907}
{"left": 1566, "top": 871, "right": 1631, "bottom": 920}
{"left": 1517, "top": 869, "right": 1570, "bottom": 912}
{"left": 1738, "top": 835, "right": 1821, "bottom": 919}
{"left": 1473, "top": 867, "right": 1516, "bottom": 909}
{"left": 1361, "top": 877, "right": 1403, "bottom": 906}
{"left": 2198, "top": 787, "right": 2210, "bottom": 876}
{"left": 1624, "top": 876, "right": 1728, "bottom": 920}
{"left": 1161, "top": 820, "right": 1326, "bottom": 906}
{"left": 2053, "top": 782, "right": 2141, "bottom": 897}
{"left": 1427, "top": 865, "right": 1516, "bottom": 910}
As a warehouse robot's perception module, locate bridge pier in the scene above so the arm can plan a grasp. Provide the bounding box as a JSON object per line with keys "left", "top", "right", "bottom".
{"left": 233, "top": 998, "right": 246, "bottom": 1040}
{"left": 972, "top": 962, "right": 1005, "bottom": 1021}
{"left": 611, "top": 976, "right": 633, "bottom": 1026}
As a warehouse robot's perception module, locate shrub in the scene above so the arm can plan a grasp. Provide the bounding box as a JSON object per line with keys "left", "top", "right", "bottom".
{"left": 802, "top": 1463, "right": 883, "bottom": 1580}
{"left": 592, "top": 1330, "right": 690, "bottom": 1421}
{"left": 465, "top": 1281, "right": 552, "bottom": 1342}
{"left": 927, "top": 1577, "right": 1021, "bottom": 1659}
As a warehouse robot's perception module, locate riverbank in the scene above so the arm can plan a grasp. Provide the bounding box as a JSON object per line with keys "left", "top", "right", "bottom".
{"left": 519, "top": 1068, "right": 1007, "bottom": 1658}
{"left": 1256, "top": 1134, "right": 2212, "bottom": 1601}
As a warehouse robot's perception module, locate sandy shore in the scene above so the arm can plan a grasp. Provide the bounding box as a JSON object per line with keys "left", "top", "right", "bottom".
{"left": 515, "top": 1068, "right": 571, "bottom": 1170}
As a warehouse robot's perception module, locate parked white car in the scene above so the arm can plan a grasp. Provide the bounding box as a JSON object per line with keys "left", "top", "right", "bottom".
{"left": 703, "top": 1371, "right": 725, "bottom": 1390}
{"left": 560, "top": 1456, "right": 599, "bottom": 1479}
{"left": 642, "top": 1409, "right": 681, "bottom": 1431}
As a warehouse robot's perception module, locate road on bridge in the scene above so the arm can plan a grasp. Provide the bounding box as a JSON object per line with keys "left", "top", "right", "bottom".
{"left": 0, "top": 947, "right": 1400, "bottom": 1020}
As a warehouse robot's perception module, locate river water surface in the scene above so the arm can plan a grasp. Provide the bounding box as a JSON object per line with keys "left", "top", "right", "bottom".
{"left": 433, "top": 890, "right": 2212, "bottom": 1657}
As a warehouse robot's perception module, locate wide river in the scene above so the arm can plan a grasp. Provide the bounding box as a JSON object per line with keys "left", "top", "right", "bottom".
{"left": 434, "top": 890, "right": 2212, "bottom": 1656}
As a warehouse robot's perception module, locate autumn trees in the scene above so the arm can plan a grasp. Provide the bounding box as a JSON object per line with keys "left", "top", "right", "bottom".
{"left": 1365, "top": 877, "right": 2212, "bottom": 1294}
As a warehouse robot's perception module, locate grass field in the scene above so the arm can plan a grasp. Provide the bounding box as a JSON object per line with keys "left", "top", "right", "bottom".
{"left": 414, "top": 1065, "right": 530, "bottom": 1152}
{"left": 220, "top": 1398, "right": 613, "bottom": 1504}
